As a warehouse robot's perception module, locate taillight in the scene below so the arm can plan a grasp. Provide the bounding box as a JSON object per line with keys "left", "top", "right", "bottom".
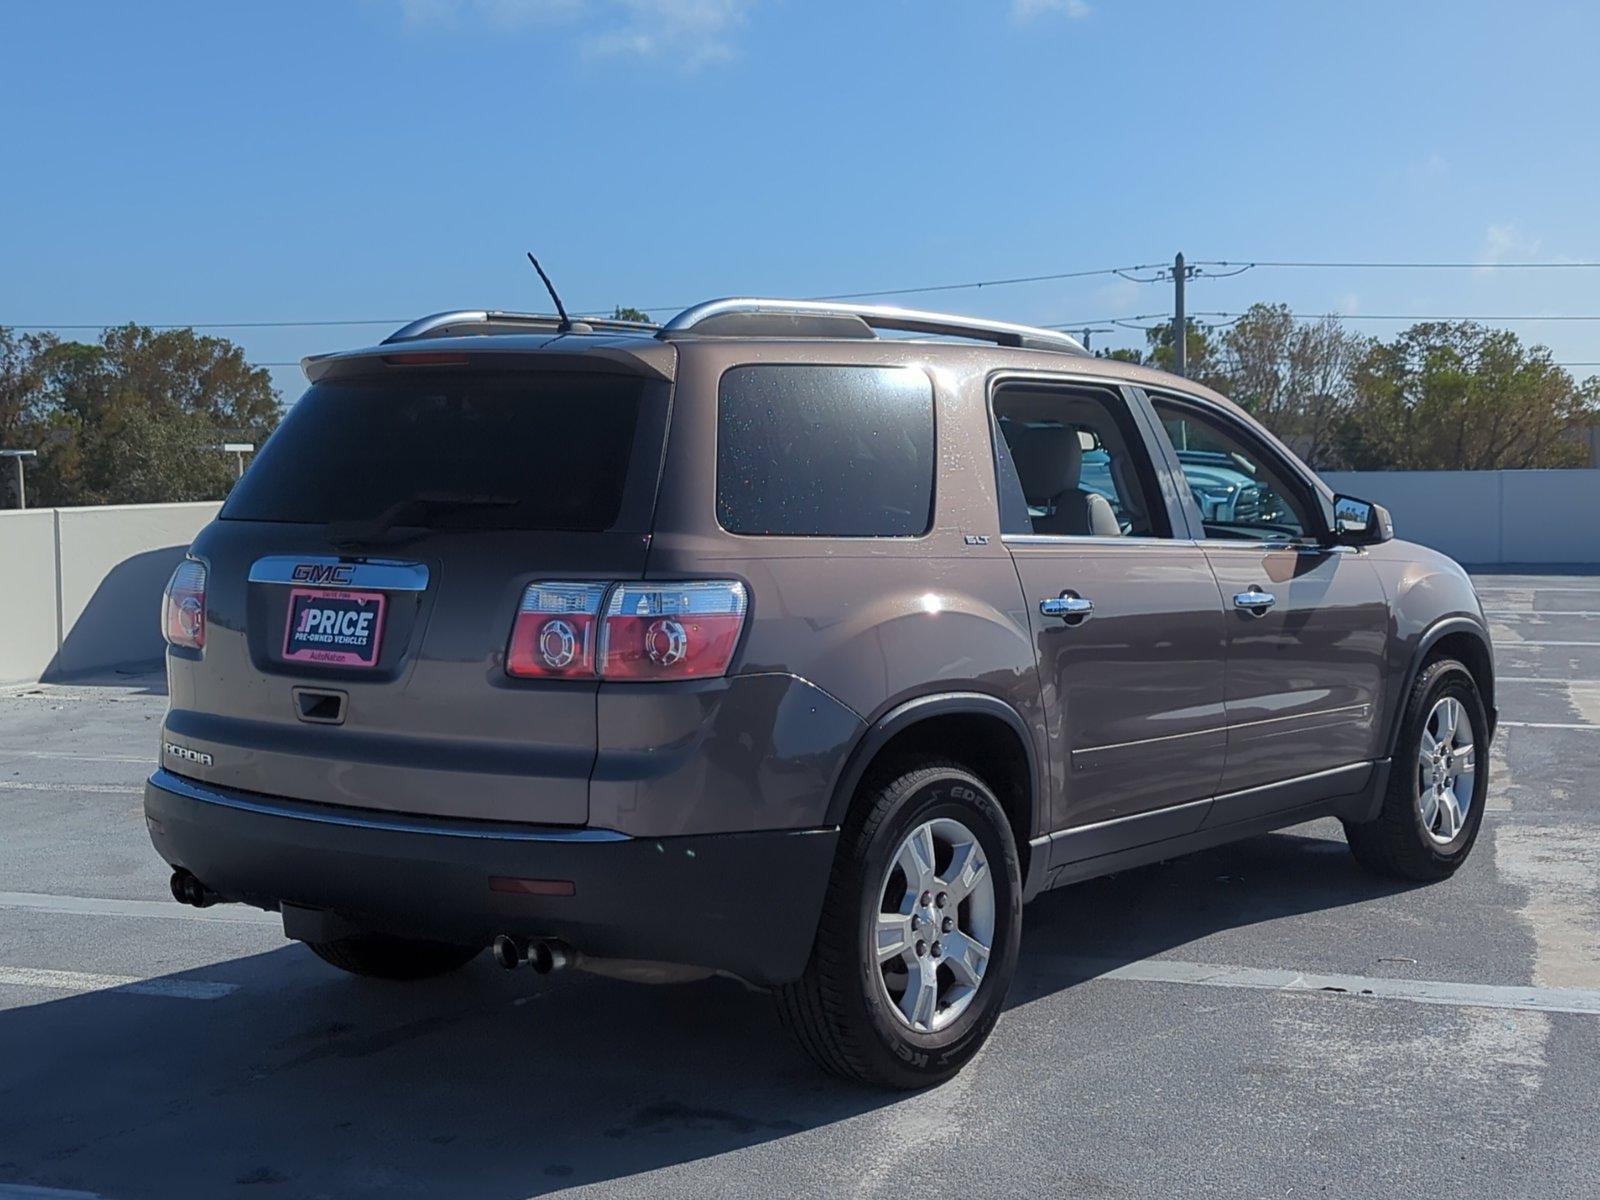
{"left": 506, "top": 582, "right": 609, "bottom": 678}
{"left": 598, "top": 581, "right": 747, "bottom": 681}
{"left": 162, "top": 559, "right": 208, "bottom": 650}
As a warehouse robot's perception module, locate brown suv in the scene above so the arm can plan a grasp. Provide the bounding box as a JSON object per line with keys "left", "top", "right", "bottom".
{"left": 147, "top": 298, "right": 1496, "bottom": 1087}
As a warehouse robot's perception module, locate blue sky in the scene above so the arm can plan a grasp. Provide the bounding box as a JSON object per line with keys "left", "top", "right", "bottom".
{"left": 5, "top": 0, "right": 1600, "bottom": 400}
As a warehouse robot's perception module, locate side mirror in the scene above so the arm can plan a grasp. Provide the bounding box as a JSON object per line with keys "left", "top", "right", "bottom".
{"left": 1332, "top": 494, "right": 1394, "bottom": 546}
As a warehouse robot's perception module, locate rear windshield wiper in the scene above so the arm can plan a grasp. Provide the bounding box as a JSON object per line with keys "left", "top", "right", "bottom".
{"left": 325, "top": 493, "right": 521, "bottom": 546}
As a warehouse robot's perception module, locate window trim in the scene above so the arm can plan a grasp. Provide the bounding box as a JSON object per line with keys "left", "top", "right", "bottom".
{"left": 712, "top": 361, "right": 938, "bottom": 541}
{"left": 1142, "top": 387, "right": 1334, "bottom": 547}
{"left": 984, "top": 370, "right": 1185, "bottom": 545}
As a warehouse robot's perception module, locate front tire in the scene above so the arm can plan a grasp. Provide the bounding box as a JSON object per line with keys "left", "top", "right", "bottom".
{"left": 777, "top": 760, "right": 1023, "bottom": 1089}
{"left": 1345, "top": 657, "right": 1489, "bottom": 881}
{"left": 306, "top": 933, "right": 482, "bottom": 980}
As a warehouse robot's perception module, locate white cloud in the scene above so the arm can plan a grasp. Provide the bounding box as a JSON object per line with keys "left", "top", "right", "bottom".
{"left": 1481, "top": 222, "right": 1542, "bottom": 266}
{"left": 1012, "top": 0, "right": 1091, "bottom": 20}
{"left": 393, "top": 0, "right": 755, "bottom": 66}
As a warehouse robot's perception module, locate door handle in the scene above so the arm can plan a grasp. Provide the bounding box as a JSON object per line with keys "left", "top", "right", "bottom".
{"left": 1233, "top": 588, "right": 1276, "bottom": 614}
{"left": 1040, "top": 594, "right": 1094, "bottom": 621}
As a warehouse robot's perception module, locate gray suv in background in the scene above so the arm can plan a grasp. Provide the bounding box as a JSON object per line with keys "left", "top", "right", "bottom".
{"left": 148, "top": 298, "right": 1496, "bottom": 1087}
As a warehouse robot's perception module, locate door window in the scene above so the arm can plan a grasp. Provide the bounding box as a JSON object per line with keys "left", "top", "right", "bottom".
{"left": 1151, "top": 398, "right": 1316, "bottom": 542}
{"left": 991, "top": 384, "right": 1168, "bottom": 538}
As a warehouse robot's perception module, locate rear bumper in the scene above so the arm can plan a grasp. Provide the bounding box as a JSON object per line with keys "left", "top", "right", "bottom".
{"left": 144, "top": 769, "right": 838, "bottom": 986}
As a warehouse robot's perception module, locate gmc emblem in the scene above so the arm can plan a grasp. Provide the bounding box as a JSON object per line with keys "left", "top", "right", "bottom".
{"left": 291, "top": 563, "right": 355, "bottom": 585}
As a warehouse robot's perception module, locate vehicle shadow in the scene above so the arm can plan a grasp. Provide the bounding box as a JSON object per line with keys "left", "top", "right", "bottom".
{"left": 0, "top": 825, "right": 1412, "bottom": 1199}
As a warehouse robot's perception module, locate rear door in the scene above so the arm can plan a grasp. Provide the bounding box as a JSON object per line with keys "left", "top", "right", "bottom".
{"left": 168, "top": 363, "right": 670, "bottom": 825}
{"left": 991, "top": 378, "right": 1229, "bottom": 839}
{"left": 1145, "top": 392, "right": 1389, "bottom": 803}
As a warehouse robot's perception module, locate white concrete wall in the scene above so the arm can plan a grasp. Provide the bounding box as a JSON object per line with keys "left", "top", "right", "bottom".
{"left": 0, "top": 509, "right": 62, "bottom": 685}
{"left": 0, "top": 501, "right": 218, "bottom": 685}
{"left": 1321, "top": 469, "right": 1600, "bottom": 565}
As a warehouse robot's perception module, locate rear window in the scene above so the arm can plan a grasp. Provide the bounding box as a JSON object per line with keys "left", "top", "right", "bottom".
{"left": 222, "top": 371, "right": 659, "bottom": 532}
{"left": 717, "top": 365, "right": 934, "bottom": 537}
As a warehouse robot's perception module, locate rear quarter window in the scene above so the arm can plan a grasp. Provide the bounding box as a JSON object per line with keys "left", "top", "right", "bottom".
{"left": 716, "top": 364, "right": 934, "bottom": 537}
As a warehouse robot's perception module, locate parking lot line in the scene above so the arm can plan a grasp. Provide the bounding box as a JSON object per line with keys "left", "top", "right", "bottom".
{"left": 1497, "top": 720, "right": 1600, "bottom": 731}
{"left": 1485, "top": 610, "right": 1600, "bottom": 617}
{"left": 0, "top": 749, "right": 151, "bottom": 763}
{"left": 0, "top": 891, "right": 278, "bottom": 925}
{"left": 1084, "top": 958, "right": 1600, "bottom": 1016}
{"left": 1495, "top": 676, "right": 1600, "bottom": 683}
{"left": 0, "top": 965, "right": 238, "bottom": 1001}
{"left": 0, "top": 782, "right": 142, "bottom": 794}
{"left": 1496, "top": 640, "right": 1600, "bottom": 647}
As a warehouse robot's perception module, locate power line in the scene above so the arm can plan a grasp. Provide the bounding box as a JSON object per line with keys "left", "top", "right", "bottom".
{"left": 5, "top": 318, "right": 407, "bottom": 331}
{"left": 1200, "top": 259, "right": 1600, "bottom": 270}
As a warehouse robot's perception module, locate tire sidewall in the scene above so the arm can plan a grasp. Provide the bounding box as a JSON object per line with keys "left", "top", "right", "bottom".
{"left": 846, "top": 769, "right": 1022, "bottom": 1084}
{"left": 1401, "top": 661, "right": 1489, "bottom": 865}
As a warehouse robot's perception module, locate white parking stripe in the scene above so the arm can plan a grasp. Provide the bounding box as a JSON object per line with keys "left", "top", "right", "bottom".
{"left": 0, "top": 782, "right": 141, "bottom": 794}
{"left": 0, "top": 965, "right": 238, "bottom": 1001}
{"left": 0, "top": 1185, "right": 106, "bottom": 1199}
{"left": 1496, "top": 676, "right": 1600, "bottom": 683}
{"left": 1078, "top": 958, "right": 1600, "bottom": 1016}
{"left": 0, "top": 891, "right": 277, "bottom": 925}
{"left": 1498, "top": 640, "right": 1600, "bottom": 647}
{"left": 0, "top": 749, "right": 150, "bottom": 763}
{"left": 1498, "top": 720, "right": 1600, "bottom": 731}
{"left": 1486, "top": 610, "right": 1600, "bottom": 617}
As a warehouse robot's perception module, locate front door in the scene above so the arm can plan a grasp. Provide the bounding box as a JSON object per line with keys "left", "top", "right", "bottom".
{"left": 1148, "top": 394, "right": 1390, "bottom": 803}
{"left": 991, "top": 380, "right": 1229, "bottom": 842}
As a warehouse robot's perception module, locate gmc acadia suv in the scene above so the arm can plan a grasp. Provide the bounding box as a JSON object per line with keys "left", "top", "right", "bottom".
{"left": 147, "top": 298, "right": 1496, "bottom": 1087}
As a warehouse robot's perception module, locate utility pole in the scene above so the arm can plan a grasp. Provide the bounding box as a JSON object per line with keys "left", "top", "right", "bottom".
{"left": 1173, "top": 251, "right": 1187, "bottom": 378}
{"left": 1075, "top": 326, "right": 1112, "bottom": 353}
{"left": 0, "top": 449, "right": 37, "bottom": 509}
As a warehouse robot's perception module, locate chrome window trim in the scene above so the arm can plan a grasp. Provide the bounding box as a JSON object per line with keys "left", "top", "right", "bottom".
{"left": 149, "top": 769, "right": 629, "bottom": 843}
{"left": 248, "top": 556, "right": 431, "bottom": 592}
{"left": 1001, "top": 534, "right": 1201, "bottom": 549}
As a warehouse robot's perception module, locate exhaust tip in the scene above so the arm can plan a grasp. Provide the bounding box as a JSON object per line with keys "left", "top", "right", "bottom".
{"left": 492, "top": 934, "right": 528, "bottom": 970}
{"left": 169, "top": 869, "right": 216, "bottom": 908}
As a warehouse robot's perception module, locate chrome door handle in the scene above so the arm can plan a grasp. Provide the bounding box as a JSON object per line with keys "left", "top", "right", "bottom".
{"left": 1041, "top": 595, "right": 1094, "bottom": 620}
{"left": 1233, "top": 588, "right": 1276, "bottom": 614}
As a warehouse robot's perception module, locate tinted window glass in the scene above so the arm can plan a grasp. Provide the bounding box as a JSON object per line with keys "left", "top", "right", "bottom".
{"left": 991, "top": 385, "right": 1167, "bottom": 538}
{"left": 222, "top": 372, "right": 652, "bottom": 531}
{"left": 717, "top": 365, "right": 934, "bottom": 537}
{"left": 1152, "top": 398, "right": 1313, "bottom": 541}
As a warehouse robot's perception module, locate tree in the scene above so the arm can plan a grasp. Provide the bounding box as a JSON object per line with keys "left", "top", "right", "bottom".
{"left": 1336, "top": 322, "right": 1600, "bottom": 470}
{"left": 610, "top": 306, "right": 652, "bottom": 324}
{"left": 1139, "top": 319, "right": 1227, "bottom": 390}
{"left": 0, "top": 324, "right": 281, "bottom": 507}
{"left": 1217, "top": 304, "right": 1368, "bottom": 469}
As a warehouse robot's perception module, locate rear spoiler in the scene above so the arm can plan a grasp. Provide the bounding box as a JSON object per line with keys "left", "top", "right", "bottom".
{"left": 301, "top": 336, "right": 675, "bottom": 384}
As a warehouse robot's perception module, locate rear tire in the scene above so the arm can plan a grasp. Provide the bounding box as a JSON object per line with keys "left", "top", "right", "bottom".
{"left": 1345, "top": 658, "right": 1488, "bottom": 882}
{"left": 306, "top": 933, "right": 482, "bottom": 980}
{"left": 776, "top": 760, "right": 1022, "bottom": 1089}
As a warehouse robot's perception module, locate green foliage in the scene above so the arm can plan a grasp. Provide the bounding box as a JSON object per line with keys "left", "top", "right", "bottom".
{"left": 610, "top": 306, "right": 652, "bottom": 324}
{"left": 0, "top": 325, "right": 280, "bottom": 507}
{"left": 1335, "top": 322, "right": 1599, "bottom": 470}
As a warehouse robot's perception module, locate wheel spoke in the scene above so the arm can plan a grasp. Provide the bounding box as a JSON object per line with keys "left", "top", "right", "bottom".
{"left": 898, "top": 961, "right": 939, "bottom": 1030}
{"left": 1420, "top": 789, "right": 1440, "bottom": 831}
{"left": 941, "top": 930, "right": 990, "bottom": 990}
{"left": 875, "top": 912, "right": 915, "bottom": 964}
{"left": 1437, "top": 790, "right": 1462, "bottom": 840}
{"left": 1419, "top": 729, "right": 1439, "bottom": 760}
{"left": 897, "top": 823, "right": 937, "bottom": 893}
{"left": 1440, "top": 699, "right": 1460, "bottom": 746}
{"left": 938, "top": 840, "right": 989, "bottom": 905}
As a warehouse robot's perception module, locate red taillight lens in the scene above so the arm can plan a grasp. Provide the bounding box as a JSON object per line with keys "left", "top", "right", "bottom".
{"left": 598, "top": 581, "right": 747, "bottom": 681}
{"left": 505, "top": 582, "right": 608, "bottom": 678}
{"left": 162, "top": 559, "right": 208, "bottom": 650}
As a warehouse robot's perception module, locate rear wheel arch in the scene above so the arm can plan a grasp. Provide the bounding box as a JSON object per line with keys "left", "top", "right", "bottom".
{"left": 1386, "top": 618, "right": 1496, "bottom": 756}
{"left": 825, "top": 693, "right": 1040, "bottom": 879}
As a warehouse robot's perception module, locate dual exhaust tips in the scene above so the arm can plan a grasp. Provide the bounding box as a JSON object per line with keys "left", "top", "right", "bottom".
{"left": 170, "top": 870, "right": 572, "bottom": 977}
{"left": 492, "top": 934, "right": 573, "bottom": 975}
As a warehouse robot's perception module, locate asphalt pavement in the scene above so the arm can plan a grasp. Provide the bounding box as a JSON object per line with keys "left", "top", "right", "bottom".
{"left": 1, "top": 572, "right": 1597, "bottom": 1199}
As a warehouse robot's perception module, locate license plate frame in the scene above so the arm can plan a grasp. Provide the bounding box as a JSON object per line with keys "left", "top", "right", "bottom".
{"left": 282, "top": 588, "right": 387, "bottom": 668}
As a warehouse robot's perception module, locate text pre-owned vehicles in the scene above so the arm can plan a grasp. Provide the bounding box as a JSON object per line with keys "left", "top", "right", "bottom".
{"left": 147, "top": 299, "right": 1496, "bottom": 1087}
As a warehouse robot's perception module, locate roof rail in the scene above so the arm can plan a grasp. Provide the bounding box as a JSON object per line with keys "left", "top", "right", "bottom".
{"left": 382, "top": 309, "right": 658, "bottom": 344}
{"left": 657, "top": 298, "right": 1087, "bottom": 354}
